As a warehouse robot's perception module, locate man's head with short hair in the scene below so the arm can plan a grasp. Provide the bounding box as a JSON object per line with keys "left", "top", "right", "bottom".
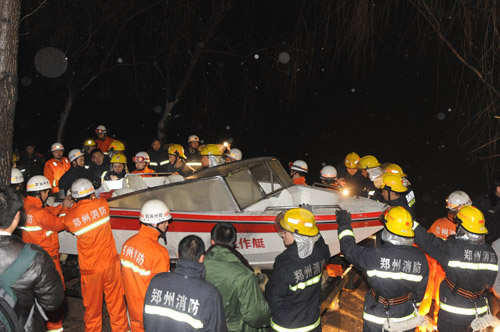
{"left": 0, "top": 186, "right": 24, "bottom": 230}
{"left": 178, "top": 235, "right": 205, "bottom": 262}
{"left": 211, "top": 223, "right": 237, "bottom": 247}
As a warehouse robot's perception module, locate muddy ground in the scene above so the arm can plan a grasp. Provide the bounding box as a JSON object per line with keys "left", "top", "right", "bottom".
{"left": 62, "top": 279, "right": 367, "bottom": 331}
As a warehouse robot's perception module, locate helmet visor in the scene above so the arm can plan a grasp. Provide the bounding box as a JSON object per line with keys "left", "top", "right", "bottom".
{"left": 95, "top": 129, "right": 106, "bottom": 134}
{"left": 133, "top": 156, "right": 147, "bottom": 162}
{"left": 274, "top": 211, "right": 287, "bottom": 236}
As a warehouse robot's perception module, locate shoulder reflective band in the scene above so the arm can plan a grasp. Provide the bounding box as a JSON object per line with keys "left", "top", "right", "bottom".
{"left": 149, "top": 162, "right": 158, "bottom": 166}
{"left": 19, "top": 226, "right": 42, "bottom": 232}
{"left": 160, "top": 160, "right": 170, "bottom": 165}
{"left": 448, "top": 260, "right": 498, "bottom": 272}
{"left": 144, "top": 304, "right": 203, "bottom": 329}
{"left": 74, "top": 216, "right": 110, "bottom": 236}
{"left": 46, "top": 328, "right": 64, "bottom": 332}
{"left": 289, "top": 273, "right": 322, "bottom": 292}
{"left": 338, "top": 229, "right": 354, "bottom": 240}
{"left": 53, "top": 180, "right": 57, "bottom": 187}
{"left": 412, "top": 221, "right": 419, "bottom": 230}
{"left": 270, "top": 316, "right": 320, "bottom": 332}
{"left": 440, "top": 303, "right": 488, "bottom": 316}
{"left": 367, "top": 270, "right": 423, "bottom": 282}
{"left": 46, "top": 231, "right": 54, "bottom": 237}
{"left": 120, "top": 259, "right": 151, "bottom": 276}
{"left": 187, "top": 162, "right": 202, "bottom": 166}
{"left": 363, "top": 311, "right": 416, "bottom": 325}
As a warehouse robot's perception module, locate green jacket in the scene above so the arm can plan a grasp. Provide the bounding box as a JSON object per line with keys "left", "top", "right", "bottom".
{"left": 205, "top": 245, "right": 271, "bottom": 332}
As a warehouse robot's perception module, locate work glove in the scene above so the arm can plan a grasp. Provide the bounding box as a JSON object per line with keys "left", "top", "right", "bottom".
{"left": 336, "top": 210, "right": 352, "bottom": 227}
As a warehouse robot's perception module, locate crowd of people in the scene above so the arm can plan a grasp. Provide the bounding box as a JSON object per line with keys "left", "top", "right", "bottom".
{"left": 3, "top": 128, "right": 500, "bottom": 332}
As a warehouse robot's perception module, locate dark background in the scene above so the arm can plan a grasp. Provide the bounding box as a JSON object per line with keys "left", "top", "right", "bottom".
{"left": 12, "top": 1, "right": 490, "bottom": 227}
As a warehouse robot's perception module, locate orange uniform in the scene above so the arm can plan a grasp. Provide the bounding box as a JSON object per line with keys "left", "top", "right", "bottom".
{"left": 131, "top": 167, "right": 156, "bottom": 178}
{"left": 96, "top": 136, "right": 115, "bottom": 153}
{"left": 418, "top": 217, "right": 456, "bottom": 328}
{"left": 120, "top": 224, "right": 170, "bottom": 332}
{"left": 44, "top": 157, "right": 71, "bottom": 194}
{"left": 22, "top": 195, "right": 67, "bottom": 331}
{"left": 62, "top": 197, "right": 129, "bottom": 332}
{"left": 293, "top": 176, "right": 308, "bottom": 186}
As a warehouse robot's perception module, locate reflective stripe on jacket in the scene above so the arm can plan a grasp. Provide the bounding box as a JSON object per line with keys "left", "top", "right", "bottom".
{"left": 44, "top": 158, "right": 71, "bottom": 194}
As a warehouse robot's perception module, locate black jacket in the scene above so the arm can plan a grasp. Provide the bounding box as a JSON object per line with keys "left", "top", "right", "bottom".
{"left": 147, "top": 149, "right": 170, "bottom": 173}
{"left": 18, "top": 152, "right": 45, "bottom": 182}
{"left": 264, "top": 236, "right": 330, "bottom": 332}
{"left": 0, "top": 235, "right": 63, "bottom": 332}
{"left": 143, "top": 259, "right": 228, "bottom": 332}
{"left": 339, "top": 223, "right": 428, "bottom": 330}
{"left": 387, "top": 194, "right": 416, "bottom": 221}
{"left": 414, "top": 224, "right": 498, "bottom": 326}
{"left": 335, "top": 165, "right": 367, "bottom": 197}
{"left": 58, "top": 165, "right": 93, "bottom": 194}
{"left": 474, "top": 194, "right": 500, "bottom": 244}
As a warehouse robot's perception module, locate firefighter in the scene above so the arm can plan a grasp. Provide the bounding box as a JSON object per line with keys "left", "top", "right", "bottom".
{"left": 61, "top": 178, "right": 129, "bottom": 332}
{"left": 95, "top": 125, "right": 115, "bottom": 153}
{"left": 103, "top": 153, "right": 128, "bottom": 181}
{"left": 319, "top": 165, "right": 339, "bottom": 189}
{"left": 165, "top": 144, "right": 195, "bottom": 177}
{"left": 143, "top": 235, "right": 228, "bottom": 332}
{"left": 264, "top": 208, "right": 330, "bottom": 332}
{"left": 419, "top": 190, "right": 473, "bottom": 328}
{"left": 131, "top": 151, "right": 156, "bottom": 177}
{"left": 107, "top": 140, "right": 126, "bottom": 160}
{"left": 384, "top": 163, "right": 416, "bottom": 212}
{"left": 337, "top": 206, "right": 429, "bottom": 332}
{"left": 146, "top": 139, "right": 169, "bottom": 173}
{"left": 59, "top": 149, "right": 93, "bottom": 195}
{"left": 413, "top": 205, "right": 499, "bottom": 332}
{"left": 21, "top": 175, "right": 73, "bottom": 332}
{"left": 120, "top": 199, "right": 171, "bottom": 332}
{"left": 10, "top": 168, "right": 24, "bottom": 193}
{"left": 185, "top": 134, "right": 202, "bottom": 170}
{"left": 379, "top": 173, "right": 416, "bottom": 220}
{"left": 200, "top": 144, "right": 225, "bottom": 168}
{"left": 83, "top": 138, "right": 97, "bottom": 167}
{"left": 44, "top": 142, "right": 71, "bottom": 196}
{"left": 336, "top": 152, "right": 365, "bottom": 196}
{"left": 289, "top": 160, "right": 308, "bottom": 185}
{"left": 225, "top": 148, "right": 242, "bottom": 163}
{"left": 358, "top": 155, "right": 382, "bottom": 200}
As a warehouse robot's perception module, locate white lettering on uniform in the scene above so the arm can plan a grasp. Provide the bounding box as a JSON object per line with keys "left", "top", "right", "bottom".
{"left": 151, "top": 289, "right": 162, "bottom": 304}
{"left": 304, "top": 265, "right": 313, "bottom": 279}
{"left": 392, "top": 259, "right": 401, "bottom": 271}
{"left": 464, "top": 249, "right": 473, "bottom": 261}
{"left": 412, "top": 261, "right": 421, "bottom": 274}
{"left": 188, "top": 299, "right": 200, "bottom": 316}
{"left": 402, "top": 260, "right": 412, "bottom": 273}
{"left": 176, "top": 294, "right": 187, "bottom": 311}
{"left": 163, "top": 291, "right": 175, "bottom": 307}
{"left": 380, "top": 258, "right": 390, "bottom": 270}
{"left": 294, "top": 269, "right": 304, "bottom": 283}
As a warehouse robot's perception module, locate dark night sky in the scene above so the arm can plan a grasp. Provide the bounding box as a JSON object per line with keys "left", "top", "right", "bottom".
{"left": 12, "top": 1, "right": 488, "bottom": 226}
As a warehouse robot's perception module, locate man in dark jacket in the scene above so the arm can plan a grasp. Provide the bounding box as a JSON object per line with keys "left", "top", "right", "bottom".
{"left": 58, "top": 149, "right": 93, "bottom": 195}
{"left": 143, "top": 235, "right": 228, "bottom": 332}
{"left": 88, "top": 148, "right": 110, "bottom": 188}
{"left": 0, "top": 186, "right": 63, "bottom": 332}
{"left": 205, "top": 223, "right": 270, "bottom": 332}
{"left": 264, "top": 208, "right": 330, "bottom": 332}
{"left": 146, "top": 139, "right": 170, "bottom": 173}
{"left": 379, "top": 173, "right": 416, "bottom": 220}
{"left": 338, "top": 207, "right": 429, "bottom": 332}
{"left": 413, "top": 205, "right": 498, "bottom": 332}
{"left": 17, "top": 141, "right": 45, "bottom": 183}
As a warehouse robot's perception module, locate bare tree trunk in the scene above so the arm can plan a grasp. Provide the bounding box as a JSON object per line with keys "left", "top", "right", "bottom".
{"left": 56, "top": 86, "right": 74, "bottom": 142}
{"left": 0, "top": 0, "right": 21, "bottom": 186}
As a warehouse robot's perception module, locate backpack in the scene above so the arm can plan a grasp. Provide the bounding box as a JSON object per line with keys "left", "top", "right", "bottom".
{"left": 0, "top": 244, "right": 37, "bottom": 332}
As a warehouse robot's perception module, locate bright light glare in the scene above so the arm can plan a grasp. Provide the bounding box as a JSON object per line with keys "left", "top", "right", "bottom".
{"left": 223, "top": 141, "right": 229, "bottom": 147}
{"left": 342, "top": 189, "right": 349, "bottom": 196}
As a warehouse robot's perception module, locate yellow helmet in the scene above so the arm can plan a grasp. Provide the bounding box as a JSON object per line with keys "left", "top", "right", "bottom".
{"left": 381, "top": 173, "right": 407, "bottom": 193}
{"left": 382, "top": 206, "right": 414, "bottom": 237}
{"left": 385, "top": 163, "right": 407, "bottom": 177}
{"left": 359, "top": 155, "right": 381, "bottom": 169}
{"left": 11, "top": 152, "right": 19, "bottom": 164}
{"left": 108, "top": 140, "right": 125, "bottom": 152}
{"left": 456, "top": 206, "right": 487, "bottom": 235}
{"left": 168, "top": 144, "right": 187, "bottom": 159}
{"left": 110, "top": 152, "right": 127, "bottom": 164}
{"left": 200, "top": 144, "right": 222, "bottom": 156}
{"left": 274, "top": 208, "right": 319, "bottom": 237}
{"left": 344, "top": 152, "right": 360, "bottom": 169}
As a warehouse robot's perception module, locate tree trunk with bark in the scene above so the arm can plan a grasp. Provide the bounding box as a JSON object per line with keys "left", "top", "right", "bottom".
{"left": 0, "top": 0, "right": 22, "bottom": 186}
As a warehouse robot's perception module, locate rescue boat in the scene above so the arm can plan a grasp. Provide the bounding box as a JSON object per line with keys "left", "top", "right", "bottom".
{"left": 58, "top": 157, "right": 385, "bottom": 268}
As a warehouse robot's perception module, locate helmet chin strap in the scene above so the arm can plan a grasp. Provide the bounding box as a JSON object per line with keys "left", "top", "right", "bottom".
{"left": 37, "top": 192, "right": 48, "bottom": 207}
{"left": 150, "top": 223, "right": 168, "bottom": 244}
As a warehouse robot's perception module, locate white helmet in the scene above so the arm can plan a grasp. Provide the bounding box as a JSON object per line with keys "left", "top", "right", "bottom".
{"left": 320, "top": 165, "right": 337, "bottom": 180}
{"left": 95, "top": 125, "right": 107, "bottom": 133}
{"left": 289, "top": 160, "right": 308, "bottom": 173}
{"left": 51, "top": 142, "right": 64, "bottom": 152}
{"left": 10, "top": 168, "right": 24, "bottom": 184}
{"left": 139, "top": 199, "right": 172, "bottom": 224}
{"left": 226, "top": 148, "right": 242, "bottom": 161}
{"left": 133, "top": 151, "right": 150, "bottom": 163}
{"left": 446, "top": 190, "right": 472, "bottom": 210}
{"left": 71, "top": 178, "right": 95, "bottom": 198}
{"left": 188, "top": 135, "right": 200, "bottom": 143}
{"left": 26, "top": 175, "right": 51, "bottom": 192}
{"left": 69, "top": 149, "right": 84, "bottom": 162}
